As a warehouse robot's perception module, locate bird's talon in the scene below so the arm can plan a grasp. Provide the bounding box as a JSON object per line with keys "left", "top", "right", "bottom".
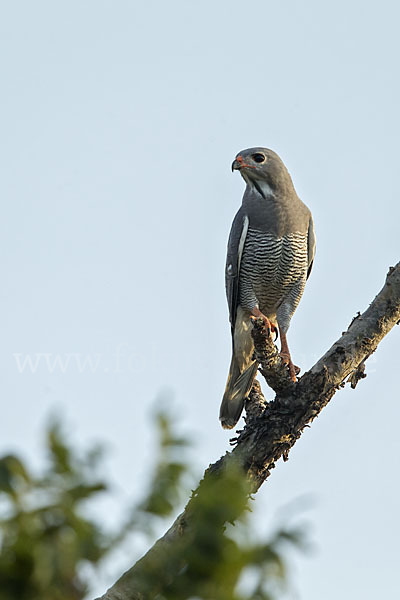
{"left": 289, "top": 362, "right": 297, "bottom": 382}
{"left": 279, "top": 351, "right": 290, "bottom": 365}
{"left": 279, "top": 351, "right": 299, "bottom": 382}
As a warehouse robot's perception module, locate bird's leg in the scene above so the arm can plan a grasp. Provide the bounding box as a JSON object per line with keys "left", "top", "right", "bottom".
{"left": 250, "top": 307, "right": 277, "bottom": 339}
{"left": 279, "top": 328, "right": 300, "bottom": 382}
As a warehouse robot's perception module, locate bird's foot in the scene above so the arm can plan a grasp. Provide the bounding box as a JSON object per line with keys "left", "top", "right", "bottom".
{"left": 250, "top": 308, "right": 278, "bottom": 340}
{"left": 279, "top": 351, "right": 300, "bottom": 382}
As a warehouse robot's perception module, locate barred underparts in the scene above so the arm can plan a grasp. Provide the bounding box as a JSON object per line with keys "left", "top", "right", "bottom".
{"left": 239, "top": 229, "right": 308, "bottom": 332}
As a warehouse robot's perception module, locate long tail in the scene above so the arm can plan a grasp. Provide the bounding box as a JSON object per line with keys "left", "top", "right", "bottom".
{"left": 219, "top": 358, "right": 258, "bottom": 429}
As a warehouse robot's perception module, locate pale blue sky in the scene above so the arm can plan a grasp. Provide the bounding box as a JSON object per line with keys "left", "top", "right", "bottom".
{"left": 1, "top": 1, "right": 400, "bottom": 598}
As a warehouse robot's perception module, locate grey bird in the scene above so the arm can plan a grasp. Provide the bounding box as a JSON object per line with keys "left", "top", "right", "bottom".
{"left": 220, "top": 147, "right": 315, "bottom": 430}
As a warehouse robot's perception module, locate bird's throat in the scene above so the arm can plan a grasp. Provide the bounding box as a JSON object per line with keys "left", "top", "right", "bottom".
{"left": 251, "top": 179, "right": 275, "bottom": 200}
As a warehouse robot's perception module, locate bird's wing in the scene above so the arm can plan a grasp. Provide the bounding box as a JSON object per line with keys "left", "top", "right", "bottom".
{"left": 225, "top": 208, "right": 249, "bottom": 334}
{"left": 306, "top": 216, "right": 316, "bottom": 279}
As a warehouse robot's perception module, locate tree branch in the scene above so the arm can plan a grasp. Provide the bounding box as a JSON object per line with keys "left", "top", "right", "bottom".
{"left": 97, "top": 263, "right": 400, "bottom": 600}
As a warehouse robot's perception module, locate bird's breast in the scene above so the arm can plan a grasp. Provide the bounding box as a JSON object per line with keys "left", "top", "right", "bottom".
{"left": 239, "top": 228, "right": 308, "bottom": 312}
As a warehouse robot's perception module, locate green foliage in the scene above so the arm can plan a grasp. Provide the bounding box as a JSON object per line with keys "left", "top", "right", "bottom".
{"left": 0, "top": 422, "right": 111, "bottom": 600}
{"left": 0, "top": 413, "right": 304, "bottom": 600}
{"left": 149, "top": 461, "right": 303, "bottom": 600}
{"left": 138, "top": 411, "right": 189, "bottom": 519}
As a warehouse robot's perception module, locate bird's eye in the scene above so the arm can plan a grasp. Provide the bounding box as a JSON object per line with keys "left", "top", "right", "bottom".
{"left": 252, "top": 153, "right": 266, "bottom": 163}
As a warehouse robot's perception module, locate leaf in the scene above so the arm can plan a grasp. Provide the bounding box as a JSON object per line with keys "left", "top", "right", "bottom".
{"left": 66, "top": 482, "right": 107, "bottom": 502}
{"left": 0, "top": 454, "right": 31, "bottom": 496}
{"left": 47, "top": 424, "right": 72, "bottom": 475}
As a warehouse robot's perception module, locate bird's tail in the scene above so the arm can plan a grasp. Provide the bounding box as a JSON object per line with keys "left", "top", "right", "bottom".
{"left": 219, "top": 358, "right": 258, "bottom": 429}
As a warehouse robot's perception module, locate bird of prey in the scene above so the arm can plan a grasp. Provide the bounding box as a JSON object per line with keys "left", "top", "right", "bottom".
{"left": 220, "top": 147, "right": 315, "bottom": 430}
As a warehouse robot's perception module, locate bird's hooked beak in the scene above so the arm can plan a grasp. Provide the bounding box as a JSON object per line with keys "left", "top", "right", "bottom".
{"left": 231, "top": 155, "right": 253, "bottom": 172}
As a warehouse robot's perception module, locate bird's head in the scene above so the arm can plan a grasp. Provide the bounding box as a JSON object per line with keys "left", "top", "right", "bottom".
{"left": 231, "top": 147, "right": 293, "bottom": 197}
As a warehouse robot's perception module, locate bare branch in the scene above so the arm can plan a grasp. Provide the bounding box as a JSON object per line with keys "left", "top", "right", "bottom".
{"left": 97, "top": 262, "right": 400, "bottom": 600}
